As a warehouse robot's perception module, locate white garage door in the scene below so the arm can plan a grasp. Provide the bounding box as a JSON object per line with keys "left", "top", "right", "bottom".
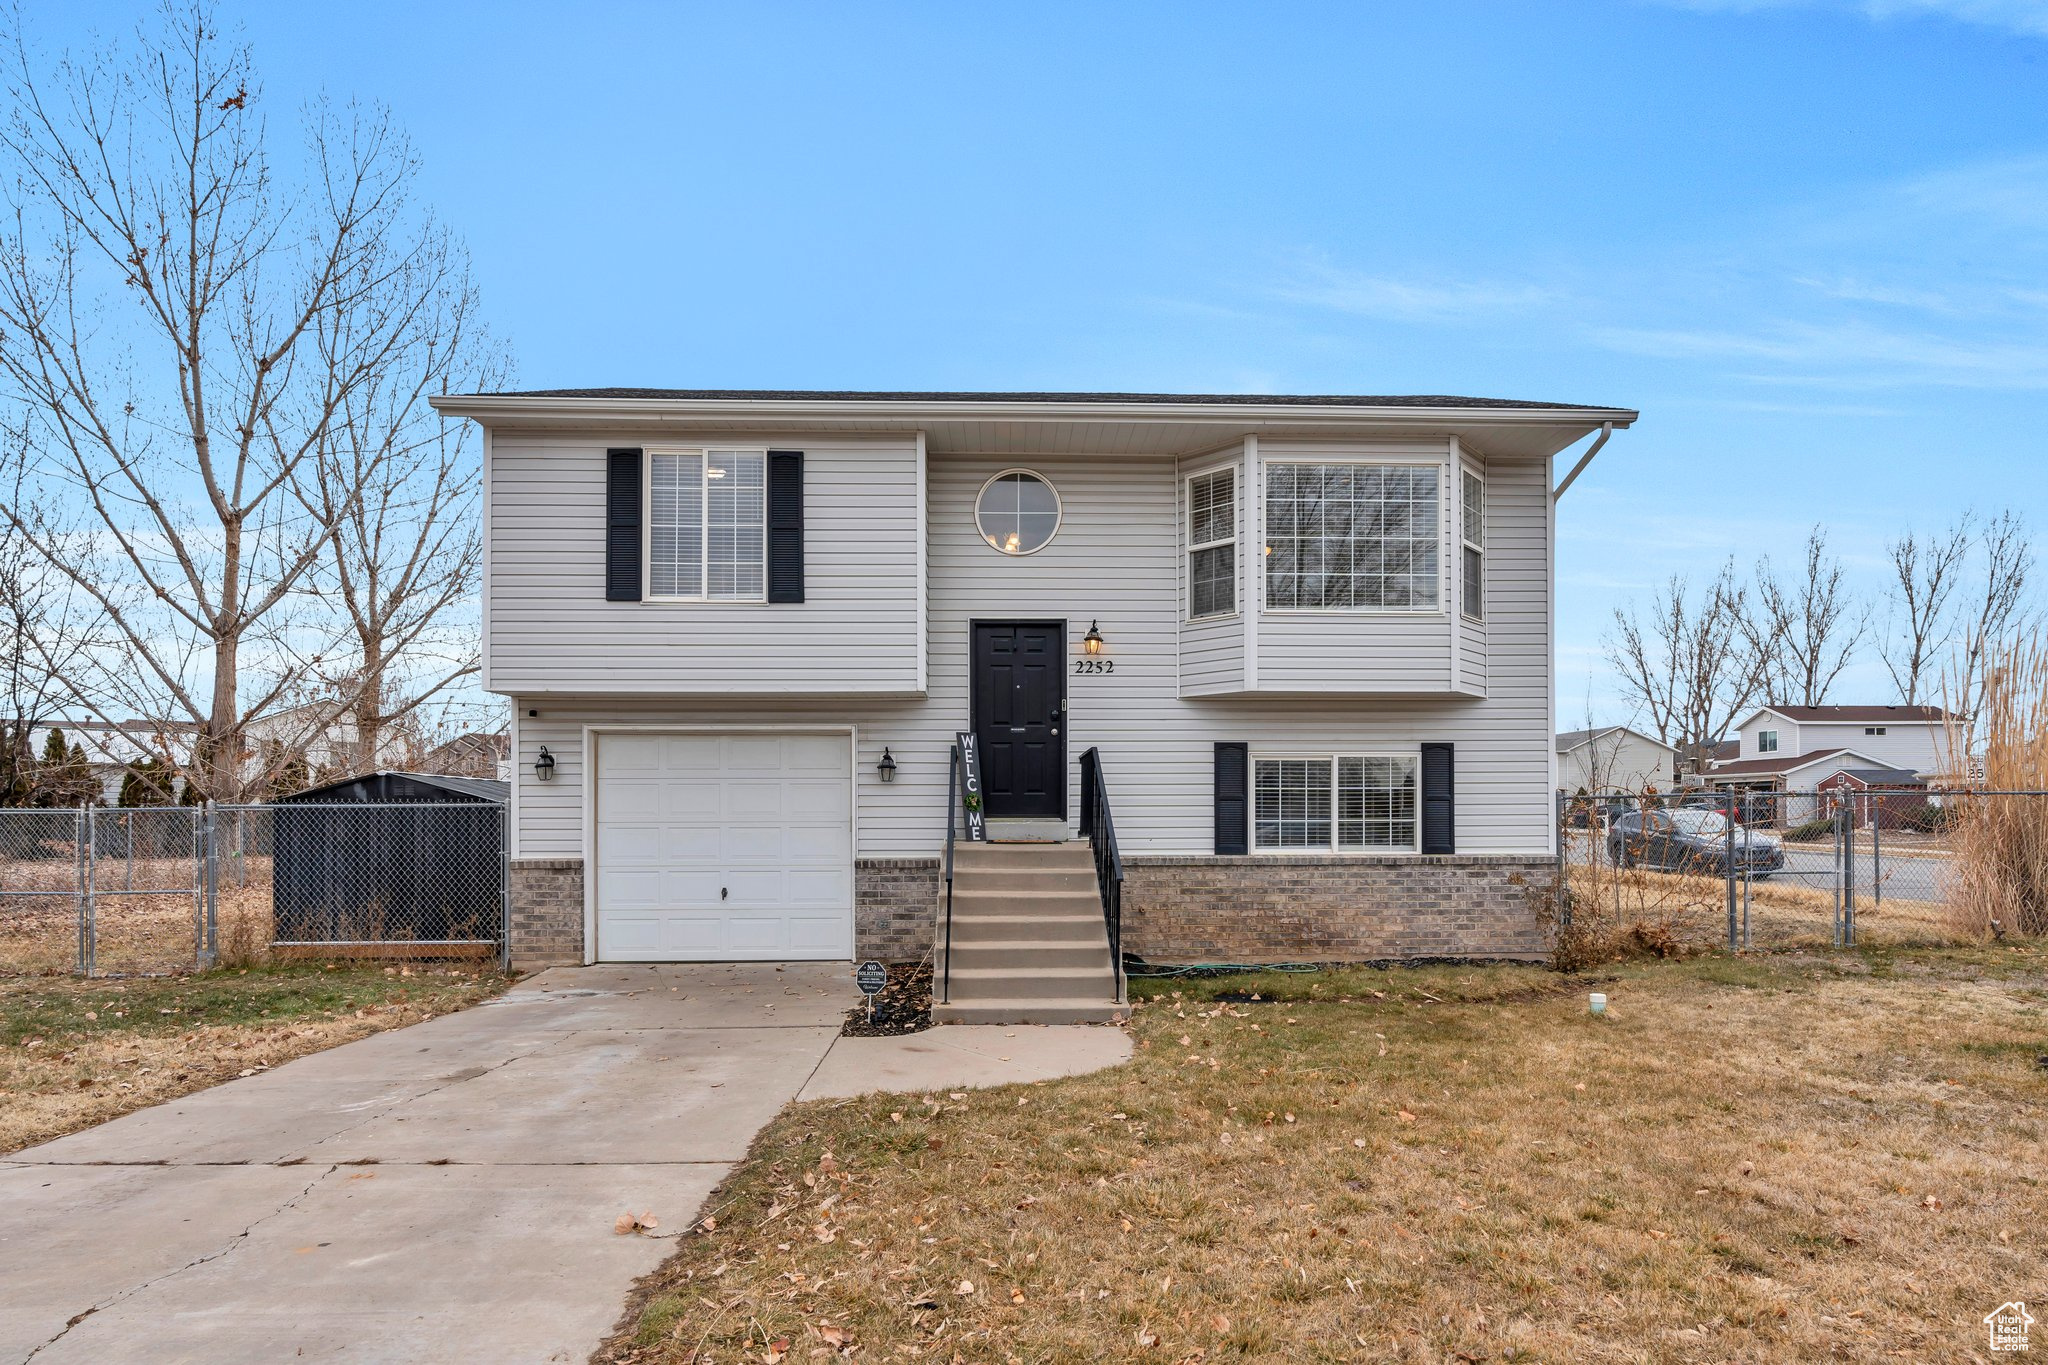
{"left": 594, "top": 733, "right": 853, "bottom": 961}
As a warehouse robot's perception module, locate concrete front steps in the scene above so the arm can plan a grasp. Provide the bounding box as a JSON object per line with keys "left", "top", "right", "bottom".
{"left": 931, "top": 841, "right": 1127, "bottom": 1025}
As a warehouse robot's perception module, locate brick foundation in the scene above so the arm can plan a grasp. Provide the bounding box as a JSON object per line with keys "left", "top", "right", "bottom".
{"left": 857, "top": 858, "right": 939, "bottom": 962}
{"left": 1122, "top": 855, "right": 1554, "bottom": 963}
{"left": 508, "top": 858, "right": 584, "bottom": 970}
{"left": 509, "top": 852, "right": 1544, "bottom": 968}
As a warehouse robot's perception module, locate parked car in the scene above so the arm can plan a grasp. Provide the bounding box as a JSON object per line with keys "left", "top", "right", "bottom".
{"left": 1607, "top": 808, "right": 1785, "bottom": 877}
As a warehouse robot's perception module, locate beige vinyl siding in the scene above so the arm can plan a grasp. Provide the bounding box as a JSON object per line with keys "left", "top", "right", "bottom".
{"left": 513, "top": 447, "right": 1557, "bottom": 861}
{"left": 487, "top": 430, "right": 921, "bottom": 694}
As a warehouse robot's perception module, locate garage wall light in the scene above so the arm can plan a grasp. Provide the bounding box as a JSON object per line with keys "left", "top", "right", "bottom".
{"left": 534, "top": 745, "right": 556, "bottom": 782}
{"left": 1083, "top": 620, "right": 1105, "bottom": 656}
{"left": 878, "top": 747, "right": 898, "bottom": 783}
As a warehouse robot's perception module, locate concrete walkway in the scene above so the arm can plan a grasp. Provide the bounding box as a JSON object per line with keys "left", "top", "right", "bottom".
{"left": 800, "top": 1023, "right": 1132, "bottom": 1100}
{"left": 0, "top": 963, "right": 853, "bottom": 1365}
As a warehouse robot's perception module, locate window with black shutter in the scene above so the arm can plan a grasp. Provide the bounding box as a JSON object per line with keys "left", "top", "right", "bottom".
{"left": 1214, "top": 743, "right": 1249, "bottom": 855}
{"left": 767, "top": 450, "right": 805, "bottom": 603}
{"left": 605, "top": 448, "right": 643, "bottom": 602}
{"left": 1420, "top": 742, "right": 1455, "bottom": 854}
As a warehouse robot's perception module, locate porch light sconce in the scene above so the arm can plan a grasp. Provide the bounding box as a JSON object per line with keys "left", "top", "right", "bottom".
{"left": 877, "top": 747, "right": 898, "bottom": 783}
{"left": 1083, "top": 621, "right": 1105, "bottom": 656}
{"left": 534, "top": 745, "right": 556, "bottom": 783}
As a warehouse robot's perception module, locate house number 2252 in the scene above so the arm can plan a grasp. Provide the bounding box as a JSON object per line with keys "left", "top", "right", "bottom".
{"left": 1073, "top": 659, "right": 1115, "bottom": 674}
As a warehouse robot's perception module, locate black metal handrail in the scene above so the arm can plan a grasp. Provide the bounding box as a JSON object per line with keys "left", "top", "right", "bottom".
{"left": 941, "top": 742, "right": 960, "bottom": 1005}
{"left": 1078, "top": 746, "right": 1125, "bottom": 1005}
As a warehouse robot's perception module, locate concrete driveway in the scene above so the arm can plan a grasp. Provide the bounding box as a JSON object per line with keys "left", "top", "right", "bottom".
{"left": 0, "top": 963, "right": 853, "bottom": 1365}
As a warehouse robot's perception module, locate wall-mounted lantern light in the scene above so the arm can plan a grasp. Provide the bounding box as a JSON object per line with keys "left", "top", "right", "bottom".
{"left": 1083, "top": 620, "right": 1105, "bottom": 656}
{"left": 534, "top": 745, "right": 557, "bottom": 782}
{"left": 877, "top": 747, "right": 898, "bottom": 783}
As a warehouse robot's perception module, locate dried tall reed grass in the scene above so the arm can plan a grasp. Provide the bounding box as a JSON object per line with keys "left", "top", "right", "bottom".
{"left": 1947, "top": 634, "right": 2048, "bottom": 937}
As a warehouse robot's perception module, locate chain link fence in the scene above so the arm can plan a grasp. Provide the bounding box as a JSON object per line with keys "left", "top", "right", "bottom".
{"left": 0, "top": 802, "right": 506, "bottom": 977}
{"left": 1559, "top": 787, "right": 2048, "bottom": 953}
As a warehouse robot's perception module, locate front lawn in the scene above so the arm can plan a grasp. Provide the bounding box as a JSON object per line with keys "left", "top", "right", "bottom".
{"left": 601, "top": 948, "right": 2047, "bottom": 1364}
{"left": 0, "top": 963, "right": 509, "bottom": 1153}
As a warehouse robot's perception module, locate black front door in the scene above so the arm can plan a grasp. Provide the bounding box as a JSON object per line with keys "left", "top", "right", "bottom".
{"left": 971, "top": 621, "right": 1065, "bottom": 819}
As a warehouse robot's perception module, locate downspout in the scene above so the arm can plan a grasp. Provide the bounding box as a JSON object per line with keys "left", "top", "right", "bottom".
{"left": 1552, "top": 421, "right": 1613, "bottom": 499}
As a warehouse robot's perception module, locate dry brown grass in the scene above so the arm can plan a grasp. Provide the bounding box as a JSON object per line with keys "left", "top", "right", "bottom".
{"left": 1949, "top": 635, "right": 2048, "bottom": 937}
{"left": 600, "top": 949, "right": 2048, "bottom": 1365}
{"left": 2, "top": 851, "right": 485, "bottom": 974}
{"left": 1555, "top": 857, "right": 1964, "bottom": 967}
{"left": 0, "top": 963, "right": 508, "bottom": 1153}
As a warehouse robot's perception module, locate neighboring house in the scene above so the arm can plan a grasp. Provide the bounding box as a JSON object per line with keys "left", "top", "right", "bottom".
{"left": 422, "top": 731, "right": 512, "bottom": 781}
{"left": 28, "top": 721, "right": 197, "bottom": 802}
{"left": 1556, "top": 726, "right": 1675, "bottom": 794}
{"left": 1678, "top": 738, "right": 1740, "bottom": 773}
{"left": 1733, "top": 705, "right": 1951, "bottom": 777}
{"left": 1812, "top": 767, "right": 1929, "bottom": 830}
{"left": 1699, "top": 746, "right": 1897, "bottom": 825}
{"left": 432, "top": 387, "right": 1636, "bottom": 986}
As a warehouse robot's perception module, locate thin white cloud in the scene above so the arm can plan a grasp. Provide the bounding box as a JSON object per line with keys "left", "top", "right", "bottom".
{"left": 1594, "top": 318, "right": 2048, "bottom": 387}
{"left": 1273, "top": 261, "right": 1559, "bottom": 324}
{"left": 1656, "top": 0, "right": 2048, "bottom": 37}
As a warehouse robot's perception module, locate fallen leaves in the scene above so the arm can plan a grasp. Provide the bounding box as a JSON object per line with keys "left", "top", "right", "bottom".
{"left": 614, "top": 1210, "right": 660, "bottom": 1236}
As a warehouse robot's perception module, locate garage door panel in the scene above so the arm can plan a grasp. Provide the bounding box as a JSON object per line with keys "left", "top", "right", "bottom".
{"left": 787, "top": 915, "right": 846, "bottom": 952}
{"left": 725, "top": 783, "right": 793, "bottom": 820}
{"left": 664, "top": 785, "right": 724, "bottom": 821}
{"left": 785, "top": 869, "right": 852, "bottom": 906}
{"left": 595, "top": 732, "right": 852, "bottom": 962}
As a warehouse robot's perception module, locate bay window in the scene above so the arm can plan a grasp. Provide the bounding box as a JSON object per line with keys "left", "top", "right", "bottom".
{"left": 1187, "top": 467, "right": 1236, "bottom": 619}
{"left": 1253, "top": 753, "right": 1420, "bottom": 852}
{"left": 1461, "top": 467, "right": 1485, "bottom": 620}
{"left": 649, "top": 449, "right": 767, "bottom": 600}
{"left": 1264, "top": 463, "right": 1440, "bottom": 611}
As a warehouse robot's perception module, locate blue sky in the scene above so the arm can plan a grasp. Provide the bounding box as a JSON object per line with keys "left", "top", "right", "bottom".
{"left": 45, "top": 0, "right": 2048, "bottom": 726}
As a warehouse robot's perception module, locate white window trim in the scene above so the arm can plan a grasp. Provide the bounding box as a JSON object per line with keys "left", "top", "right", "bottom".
{"left": 1184, "top": 463, "right": 1239, "bottom": 622}
{"left": 1250, "top": 749, "right": 1422, "bottom": 855}
{"left": 974, "top": 467, "right": 1063, "bottom": 557}
{"left": 1259, "top": 456, "right": 1448, "bottom": 617}
{"left": 1758, "top": 730, "right": 1779, "bottom": 753}
{"left": 1459, "top": 465, "right": 1485, "bottom": 623}
{"left": 643, "top": 446, "right": 769, "bottom": 604}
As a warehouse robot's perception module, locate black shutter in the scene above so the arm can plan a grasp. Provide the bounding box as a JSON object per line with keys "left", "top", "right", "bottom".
{"left": 767, "top": 450, "right": 805, "bottom": 604}
{"left": 605, "top": 448, "right": 643, "bottom": 602}
{"left": 1421, "top": 742, "right": 1455, "bottom": 854}
{"left": 1214, "top": 743, "right": 1248, "bottom": 855}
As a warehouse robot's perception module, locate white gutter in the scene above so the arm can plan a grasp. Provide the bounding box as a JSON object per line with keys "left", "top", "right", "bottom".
{"left": 428, "top": 393, "right": 1639, "bottom": 435}
{"left": 1551, "top": 422, "right": 1613, "bottom": 499}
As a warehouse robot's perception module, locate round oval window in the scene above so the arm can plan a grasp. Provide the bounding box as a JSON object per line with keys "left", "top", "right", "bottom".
{"left": 975, "top": 470, "right": 1061, "bottom": 556}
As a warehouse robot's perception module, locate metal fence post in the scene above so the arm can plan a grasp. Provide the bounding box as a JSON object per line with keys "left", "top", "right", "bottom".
{"left": 1723, "top": 790, "right": 1738, "bottom": 953}
{"left": 1842, "top": 796, "right": 1856, "bottom": 947}
{"left": 73, "top": 804, "right": 88, "bottom": 975}
{"left": 499, "top": 803, "right": 512, "bottom": 974}
{"left": 202, "top": 800, "right": 219, "bottom": 964}
{"left": 1871, "top": 798, "right": 1882, "bottom": 916}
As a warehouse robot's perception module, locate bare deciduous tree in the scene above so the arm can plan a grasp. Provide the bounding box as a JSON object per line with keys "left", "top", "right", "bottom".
{"left": 0, "top": 471, "right": 103, "bottom": 804}
{"left": 1880, "top": 517, "right": 1970, "bottom": 707}
{"left": 0, "top": 2, "right": 490, "bottom": 799}
{"left": 1606, "top": 562, "right": 1770, "bottom": 771}
{"left": 309, "top": 266, "right": 505, "bottom": 774}
{"left": 1948, "top": 510, "right": 2036, "bottom": 752}
{"left": 1745, "top": 526, "right": 1865, "bottom": 708}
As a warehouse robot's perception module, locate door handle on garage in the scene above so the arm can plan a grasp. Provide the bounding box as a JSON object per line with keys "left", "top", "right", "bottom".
{"left": 721, "top": 887, "right": 728, "bottom": 900}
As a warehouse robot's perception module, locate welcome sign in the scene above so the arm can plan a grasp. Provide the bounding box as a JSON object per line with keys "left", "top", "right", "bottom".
{"left": 955, "top": 731, "right": 987, "bottom": 842}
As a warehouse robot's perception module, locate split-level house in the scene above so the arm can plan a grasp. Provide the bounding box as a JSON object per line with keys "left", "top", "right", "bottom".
{"left": 432, "top": 389, "right": 1634, "bottom": 1020}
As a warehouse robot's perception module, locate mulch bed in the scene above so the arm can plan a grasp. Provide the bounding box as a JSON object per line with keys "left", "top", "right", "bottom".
{"left": 840, "top": 958, "right": 932, "bottom": 1037}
